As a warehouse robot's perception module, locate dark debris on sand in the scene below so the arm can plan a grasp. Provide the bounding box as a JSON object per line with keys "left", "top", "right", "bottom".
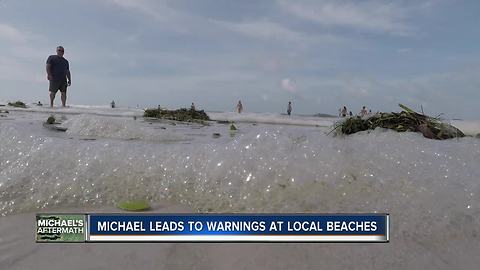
{"left": 46, "top": 116, "right": 56, "bottom": 124}
{"left": 8, "top": 101, "right": 27, "bottom": 108}
{"left": 332, "top": 104, "right": 465, "bottom": 140}
{"left": 144, "top": 107, "right": 210, "bottom": 123}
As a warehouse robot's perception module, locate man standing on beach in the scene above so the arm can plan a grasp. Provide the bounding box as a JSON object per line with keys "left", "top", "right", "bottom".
{"left": 46, "top": 46, "right": 71, "bottom": 107}
{"left": 287, "top": 101, "right": 292, "bottom": 116}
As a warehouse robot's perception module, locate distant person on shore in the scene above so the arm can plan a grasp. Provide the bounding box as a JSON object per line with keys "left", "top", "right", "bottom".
{"left": 37, "top": 101, "right": 43, "bottom": 106}
{"left": 46, "top": 46, "right": 71, "bottom": 107}
{"left": 360, "top": 106, "right": 368, "bottom": 117}
{"left": 236, "top": 100, "right": 243, "bottom": 113}
{"left": 191, "top": 102, "right": 196, "bottom": 111}
{"left": 111, "top": 100, "right": 115, "bottom": 108}
{"left": 340, "top": 106, "right": 347, "bottom": 117}
{"left": 287, "top": 101, "right": 292, "bottom": 116}
{"left": 349, "top": 111, "right": 353, "bottom": 117}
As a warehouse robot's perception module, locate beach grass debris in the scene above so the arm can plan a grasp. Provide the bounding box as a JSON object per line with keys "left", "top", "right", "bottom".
{"left": 8, "top": 101, "right": 27, "bottom": 108}
{"left": 230, "top": 124, "right": 237, "bottom": 131}
{"left": 144, "top": 107, "right": 210, "bottom": 123}
{"left": 117, "top": 200, "right": 151, "bottom": 211}
{"left": 46, "top": 115, "right": 56, "bottom": 124}
{"left": 331, "top": 104, "right": 465, "bottom": 140}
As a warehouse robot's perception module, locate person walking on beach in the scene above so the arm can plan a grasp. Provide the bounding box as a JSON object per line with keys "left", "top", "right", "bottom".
{"left": 236, "top": 100, "right": 243, "bottom": 113}
{"left": 287, "top": 101, "right": 292, "bottom": 116}
{"left": 340, "top": 106, "right": 347, "bottom": 117}
{"left": 46, "top": 46, "right": 71, "bottom": 107}
{"left": 191, "top": 102, "right": 196, "bottom": 111}
{"left": 360, "top": 106, "right": 368, "bottom": 117}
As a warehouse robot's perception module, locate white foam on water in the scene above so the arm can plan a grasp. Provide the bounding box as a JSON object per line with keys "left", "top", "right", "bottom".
{"left": 208, "top": 112, "right": 335, "bottom": 127}
{"left": 0, "top": 112, "right": 479, "bottom": 215}
{"left": 5, "top": 103, "right": 480, "bottom": 134}
{"left": 1, "top": 109, "right": 480, "bottom": 268}
{"left": 6, "top": 105, "right": 336, "bottom": 127}
{"left": 62, "top": 114, "right": 189, "bottom": 141}
{"left": 4, "top": 103, "right": 143, "bottom": 117}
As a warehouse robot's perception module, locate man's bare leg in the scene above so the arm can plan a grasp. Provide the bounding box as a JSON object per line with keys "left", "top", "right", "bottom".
{"left": 60, "top": 92, "right": 67, "bottom": 107}
{"left": 50, "top": 91, "right": 55, "bottom": 108}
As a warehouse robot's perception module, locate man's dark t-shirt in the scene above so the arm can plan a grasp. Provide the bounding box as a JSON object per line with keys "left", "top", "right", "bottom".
{"left": 46, "top": 55, "right": 69, "bottom": 82}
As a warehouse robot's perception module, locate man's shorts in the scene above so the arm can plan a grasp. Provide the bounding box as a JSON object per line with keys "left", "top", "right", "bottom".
{"left": 49, "top": 81, "right": 67, "bottom": 93}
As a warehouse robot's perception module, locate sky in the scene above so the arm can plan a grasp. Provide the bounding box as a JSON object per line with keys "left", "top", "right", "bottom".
{"left": 0, "top": 0, "right": 479, "bottom": 118}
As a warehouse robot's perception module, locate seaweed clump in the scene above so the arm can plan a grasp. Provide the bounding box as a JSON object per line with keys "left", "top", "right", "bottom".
{"left": 8, "top": 101, "right": 27, "bottom": 108}
{"left": 46, "top": 116, "right": 56, "bottom": 124}
{"left": 332, "top": 104, "right": 465, "bottom": 140}
{"left": 143, "top": 107, "right": 210, "bottom": 123}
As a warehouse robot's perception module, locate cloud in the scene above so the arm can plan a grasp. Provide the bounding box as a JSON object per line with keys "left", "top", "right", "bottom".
{"left": 0, "top": 0, "right": 477, "bottom": 118}
{"left": 396, "top": 48, "right": 412, "bottom": 53}
{"left": 104, "top": 0, "right": 180, "bottom": 22}
{"left": 0, "top": 56, "right": 44, "bottom": 83}
{"left": 105, "top": 0, "right": 347, "bottom": 45}
{"left": 0, "top": 23, "right": 27, "bottom": 43}
{"left": 281, "top": 78, "right": 297, "bottom": 93}
{"left": 295, "top": 66, "right": 480, "bottom": 118}
{"left": 0, "top": 23, "right": 47, "bottom": 83}
{"left": 214, "top": 20, "right": 302, "bottom": 42}
{"left": 277, "top": 0, "right": 420, "bottom": 36}
{"left": 212, "top": 19, "right": 346, "bottom": 46}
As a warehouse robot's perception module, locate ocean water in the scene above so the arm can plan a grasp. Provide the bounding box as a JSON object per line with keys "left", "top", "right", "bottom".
{"left": 1, "top": 105, "right": 480, "bottom": 268}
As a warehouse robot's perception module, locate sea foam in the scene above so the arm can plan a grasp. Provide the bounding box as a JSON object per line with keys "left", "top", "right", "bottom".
{"left": 1, "top": 109, "right": 480, "bottom": 268}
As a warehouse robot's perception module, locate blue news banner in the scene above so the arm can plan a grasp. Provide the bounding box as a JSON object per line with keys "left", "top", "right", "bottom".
{"left": 86, "top": 214, "right": 389, "bottom": 243}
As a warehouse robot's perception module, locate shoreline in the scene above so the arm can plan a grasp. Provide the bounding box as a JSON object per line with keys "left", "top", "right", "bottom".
{"left": 1, "top": 106, "right": 479, "bottom": 269}
{"left": 3, "top": 105, "right": 479, "bottom": 134}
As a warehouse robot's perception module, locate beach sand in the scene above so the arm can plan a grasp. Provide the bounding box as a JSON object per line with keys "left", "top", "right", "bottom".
{"left": 2, "top": 205, "right": 478, "bottom": 270}
{"left": 1, "top": 105, "right": 479, "bottom": 269}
